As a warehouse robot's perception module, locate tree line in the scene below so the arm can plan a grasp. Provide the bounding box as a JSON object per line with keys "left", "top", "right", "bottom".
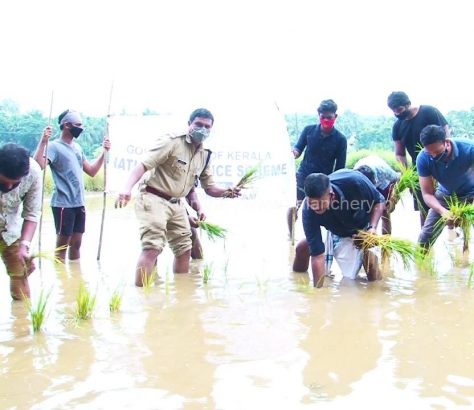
{"left": 1, "top": 98, "right": 473, "bottom": 158}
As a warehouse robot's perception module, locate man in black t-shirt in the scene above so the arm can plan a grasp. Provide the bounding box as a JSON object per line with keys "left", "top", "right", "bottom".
{"left": 387, "top": 91, "right": 450, "bottom": 226}
{"left": 287, "top": 99, "right": 347, "bottom": 236}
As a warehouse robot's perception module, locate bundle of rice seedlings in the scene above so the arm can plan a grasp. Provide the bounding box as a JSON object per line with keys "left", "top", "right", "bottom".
{"left": 387, "top": 165, "right": 420, "bottom": 213}
{"left": 223, "top": 163, "right": 261, "bottom": 197}
{"left": 30, "top": 245, "right": 68, "bottom": 264}
{"left": 198, "top": 221, "right": 227, "bottom": 242}
{"left": 75, "top": 282, "right": 96, "bottom": 320}
{"left": 24, "top": 289, "right": 51, "bottom": 333}
{"left": 354, "top": 230, "right": 420, "bottom": 269}
{"left": 438, "top": 196, "right": 474, "bottom": 252}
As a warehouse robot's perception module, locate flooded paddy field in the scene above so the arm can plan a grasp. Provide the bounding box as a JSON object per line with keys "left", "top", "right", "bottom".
{"left": 1, "top": 194, "right": 473, "bottom": 410}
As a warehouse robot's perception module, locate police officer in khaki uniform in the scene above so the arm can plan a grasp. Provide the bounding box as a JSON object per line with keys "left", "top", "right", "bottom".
{"left": 116, "top": 108, "right": 240, "bottom": 286}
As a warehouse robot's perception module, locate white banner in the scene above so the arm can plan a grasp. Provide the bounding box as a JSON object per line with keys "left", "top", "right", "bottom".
{"left": 107, "top": 100, "right": 296, "bottom": 210}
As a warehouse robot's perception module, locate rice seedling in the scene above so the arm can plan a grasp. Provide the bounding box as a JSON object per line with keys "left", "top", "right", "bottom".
{"left": 387, "top": 165, "right": 420, "bottom": 213}
{"left": 24, "top": 289, "right": 51, "bottom": 333}
{"left": 198, "top": 221, "right": 227, "bottom": 242}
{"left": 75, "top": 282, "right": 96, "bottom": 320}
{"left": 140, "top": 267, "right": 157, "bottom": 292}
{"left": 437, "top": 196, "right": 474, "bottom": 252}
{"left": 354, "top": 230, "right": 420, "bottom": 269}
{"left": 223, "top": 163, "right": 261, "bottom": 197}
{"left": 415, "top": 247, "right": 437, "bottom": 276}
{"left": 203, "top": 263, "right": 213, "bottom": 284}
{"left": 109, "top": 289, "right": 123, "bottom": 313}
{"left": 468, "top": 264, "right": 474, "bottom": 288}
{"left": 30, "top": 245, "right": 68, "bottom": 264}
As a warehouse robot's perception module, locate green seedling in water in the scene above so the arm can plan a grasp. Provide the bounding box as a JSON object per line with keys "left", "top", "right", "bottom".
{"left": 141, "top": 267, "right": 157, "bottom": 292}
{"left": 75, "top": 282, "right": 96, "bottom": 320}
{"left": 109, "top": 289, "right": 123, "bottom": 313}
{"left": 24, "top": 289, "right": 51, "bottom": 333}
{"left": 203, "top": 263, "right": 213, "bottom": 284}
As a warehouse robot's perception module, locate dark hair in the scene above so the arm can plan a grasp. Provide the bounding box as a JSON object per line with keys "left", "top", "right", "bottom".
{"left": 0, "top": 143, "right": 30, "bottom": 179}
{"left": 317, "top": 99, "right": 338, "bottom": 114}
{"left": 387, "top": 91, "right": 411, "bottom": 109}
{"left": 420, "top": 125, "right": 447, "bottom": 146}
{"left": 304, "top": 173, "right": 330, "bottom": 198}
{"left": 58, "top": 109, "right": 69, "bottom": 130}
{"left": 355, "top": 165, "right": 376, "bottom": 185}
{"left": 189, "top": 108, "right": 214, "bottom": 124}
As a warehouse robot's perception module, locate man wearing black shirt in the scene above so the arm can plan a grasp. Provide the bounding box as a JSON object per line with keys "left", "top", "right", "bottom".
{"left": 387, "top": 91, "right": 450, "bottom": 226}
{"left": 287, "top": 99, "right": 347, "bottom": 236}
{"left": 293, "top": 170, "right": 385, "bottom": 287}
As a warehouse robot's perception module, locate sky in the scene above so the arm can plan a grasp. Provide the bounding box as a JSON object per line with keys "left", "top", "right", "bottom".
{"left": 1, "top": 0, "right": 473, "bottom": 118}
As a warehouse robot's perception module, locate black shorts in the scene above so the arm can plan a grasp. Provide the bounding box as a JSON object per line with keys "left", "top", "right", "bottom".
{"left": 52, "top": 206, "right": 86, "bottom": 236}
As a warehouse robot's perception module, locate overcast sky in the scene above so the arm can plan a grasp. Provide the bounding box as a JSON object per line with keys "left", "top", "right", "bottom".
{"left": 1, "top": 0, "right": 473, "bottom": 118}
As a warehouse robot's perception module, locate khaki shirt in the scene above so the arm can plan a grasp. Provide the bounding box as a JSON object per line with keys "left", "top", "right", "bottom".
{"left": 141, "top": 133, "right": 215, "bottom": 198}
{"left": 0, "top": 158, "right": 42, "bottom": 246}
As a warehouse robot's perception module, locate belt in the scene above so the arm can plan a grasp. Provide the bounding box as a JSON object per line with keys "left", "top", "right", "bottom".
{"left": 145, "top": 186, "right": 181, "bottom": 204}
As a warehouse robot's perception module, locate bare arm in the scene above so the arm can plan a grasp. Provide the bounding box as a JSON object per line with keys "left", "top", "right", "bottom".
{"left": 204, "top": 185, "right": 241, "bottom": 198}
{"left": 33, "top": 126, "right": 52, "bottom": 169}
{"left": 419, "top": 175, "right": 449, "bottom": 217}
{"left": 115, "top": 163, "right": 147, "bottom": 208}
{"left": 310, "top": 253, "right": 326, "bottom": 288}
{"left": 394, "top": 140, "right": 408, "bottom": 168}
{"left": 369, "top": 202, "right": 385, "bottom": 230}
{"left": 83, "top": 138, "right": 111, "bottom": 177}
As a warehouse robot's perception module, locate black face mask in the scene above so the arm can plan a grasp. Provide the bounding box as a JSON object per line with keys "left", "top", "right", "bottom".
{"left": 395, "top": 110, "right": 410, "bottom": 120}
{"left": 0, "top": 181, "right": 21, "bottom": 193}
{"left": 433, "top": 146, "right": 448, "bottom": 163}
{"left": 70, "top": 126, "right": 84, "bottom": 138}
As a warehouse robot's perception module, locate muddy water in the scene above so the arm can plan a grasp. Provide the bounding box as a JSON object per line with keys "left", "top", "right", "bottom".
{"left": 1, "top": 194, "right": 473, "bottom": 410}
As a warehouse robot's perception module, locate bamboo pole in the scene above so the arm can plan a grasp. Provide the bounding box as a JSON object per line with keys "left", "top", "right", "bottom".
{"left": 97, "top": 83, "right": 114, "bottom": 261}
{"left": 38, "top": 91, "right": 54, "bottom": 269}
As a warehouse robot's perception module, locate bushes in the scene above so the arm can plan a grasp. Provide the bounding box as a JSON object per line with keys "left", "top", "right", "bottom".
{"left": 346, "top": 149, "right": 402, "bottom": 171}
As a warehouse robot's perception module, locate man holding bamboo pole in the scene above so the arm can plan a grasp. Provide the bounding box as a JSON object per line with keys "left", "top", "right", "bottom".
{"left": 416, "top": 125, "right": 474, "bottom": 250}
{"left": 115, "top": 108, "right": 241, "bottom": 287}
{"left": 0, "top": 143, "right": 42, "bottom": 299}
{"left": 292, "top": 170, "right": 385, "bottom": 287}
{"left": 34, "top": 110, "right": 111, "bottom": 261}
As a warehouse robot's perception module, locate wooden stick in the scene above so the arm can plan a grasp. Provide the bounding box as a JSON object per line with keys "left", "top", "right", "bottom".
{"left": 97, "top": 82, "right": 114, "bottom": 261}
{"left": 38, "top": 90, "right": 54, "bottom": 269}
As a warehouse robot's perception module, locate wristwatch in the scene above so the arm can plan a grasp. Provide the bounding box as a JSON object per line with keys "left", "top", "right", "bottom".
{"left": 366, "top": 224, "right": 374, "bottom": 230}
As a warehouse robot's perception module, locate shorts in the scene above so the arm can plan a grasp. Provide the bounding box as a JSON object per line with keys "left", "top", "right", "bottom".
{"left": 325, "top": 232, "right": 363, "bottom": 279}
{"left": 135, "top": 192, "right": 192, "bottom": 256}
{"left": 0, "top": 238, "right": 33, "bottom": 278}
{"left": 296, "top": 173, "right": 307, "bottom": 201}
{"left": 52, "top": 206, "right": 86, "bottom": 236}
